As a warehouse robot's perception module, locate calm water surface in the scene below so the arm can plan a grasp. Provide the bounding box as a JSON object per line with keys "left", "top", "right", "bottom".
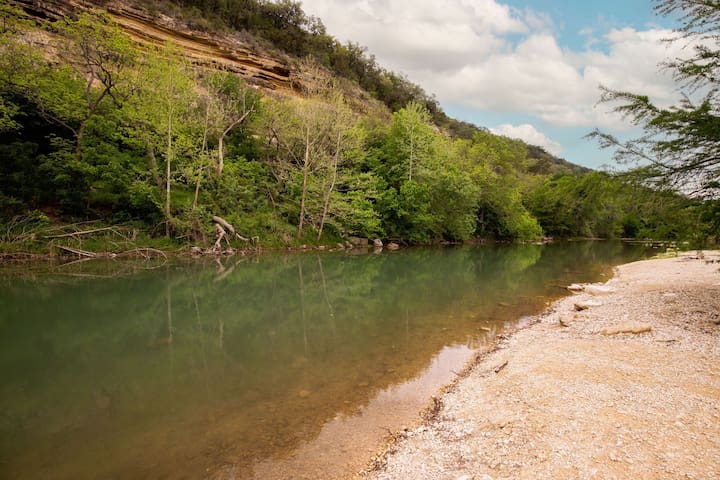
{"left": 0, "top": 242, "right": 651, "bottom": 479}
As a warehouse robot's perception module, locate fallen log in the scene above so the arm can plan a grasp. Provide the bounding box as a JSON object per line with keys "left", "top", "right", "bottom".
{"left": 212, "top": 216, "right": 249, "bottom": 242}
{"left": 56, "top": 245, "right": 97, "bottom": 258}
{"left": 44, "top": 226, "right": 120, "bottom": 239}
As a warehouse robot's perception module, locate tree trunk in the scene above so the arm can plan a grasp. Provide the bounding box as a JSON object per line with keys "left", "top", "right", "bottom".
{"left": 165, "top": 107, "right": 173, "bottom": 237}
{"left": 147, "top": 143, "right": 163, "bottom": 189}
{"left": 408, "top": 123, "right": 415, "bottom": 182}
{"left": 318, "top": 130, "right": 341, "bottom": 241}
{"left": 217, "top": 109, "right": 253, "bottom": 177}
{"left": 298, "top": 126, "right": 311, "bottom": 239}
{"left": 217, "top": 134, "right": 225, "bottom": 177}
{"left": 193, "top": 105, "right": 211, "bottom": 211}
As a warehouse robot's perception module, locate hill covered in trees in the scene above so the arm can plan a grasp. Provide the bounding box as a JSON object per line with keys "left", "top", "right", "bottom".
{"left": 0, "top": 0, "right": 715, "bottom": 252}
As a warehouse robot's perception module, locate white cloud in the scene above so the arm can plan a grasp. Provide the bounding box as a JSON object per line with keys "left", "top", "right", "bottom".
{"left": 301, "top": 0, "right": 522, "bottom": 72}
{"left": 491, "top": 123, "right": 563, "bottom": 156}
{"left": 300, "top": 0, "right": 694, "bottom": 138}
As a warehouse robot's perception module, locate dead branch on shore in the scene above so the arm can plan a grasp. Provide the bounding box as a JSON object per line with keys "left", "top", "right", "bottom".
{"left": 494, "top": 360, "right": 509, "bottom": 373}
{"left": 212, "top": 216, "right": 250, "bottom": 242}
{"left": 44, "top": 226, "right": 121, "bottom": 239}
{"left": 56, "top": 245, "right": 99, "bottom": 258}
{"left": 116, "top": 248, "right": 168, "bottom": 260}
{"left": 199, "top": 215, "right": 259, "bottom": 256}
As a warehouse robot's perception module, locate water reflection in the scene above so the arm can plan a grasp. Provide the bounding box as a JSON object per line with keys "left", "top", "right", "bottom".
{"left": 0, "top": 242, "right": 649, "bottom": 479}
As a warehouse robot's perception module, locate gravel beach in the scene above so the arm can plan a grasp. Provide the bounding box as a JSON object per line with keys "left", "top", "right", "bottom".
{"left": 363, "top": 251, "right": 720, "bottom": 480}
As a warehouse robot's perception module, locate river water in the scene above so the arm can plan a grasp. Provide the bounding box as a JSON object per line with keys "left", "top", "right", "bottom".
{"left": 0, "top": 242, "right": 652, "bottom": 479}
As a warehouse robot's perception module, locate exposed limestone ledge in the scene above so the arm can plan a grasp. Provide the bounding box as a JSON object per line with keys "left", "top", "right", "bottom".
{"left": 11, "top": 0, "right": 295, "bottom": 91}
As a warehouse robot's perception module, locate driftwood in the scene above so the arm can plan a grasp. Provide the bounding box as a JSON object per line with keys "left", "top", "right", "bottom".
{"left": 56, "top": 245, "right": 98, "bottom": 258}
{"left": 45, "top": 226, "right": 120, "bottom": 239}
{"left": 212, "top": 216, "right": 250, "bottom": 242}
{"left": 213, "top": 223, "right": 230, "bottom": 250}
{"left": 494, "top": 360, "right": 509, "bottom": 374}
{"left": 116, "top": 248, "right": 168, "bottom": 260}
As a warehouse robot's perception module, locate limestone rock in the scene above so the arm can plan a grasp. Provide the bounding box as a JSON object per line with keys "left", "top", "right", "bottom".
{"left": 348, "top": 236, "right": 369, "bottom": 246}
{"left": 387, "top": 242, "right": 400, "bottom": 251}
{"left": 585, "top": 284, "right": 615, "bottom": 296}
{"left": 574, "top": 300, "right": 602, "bottom": 311}
{"left": 373, "top": 238, "right": 383, "bottom": 247}
{"left": 601, "top": 323, "right": 652, "bottom": 335}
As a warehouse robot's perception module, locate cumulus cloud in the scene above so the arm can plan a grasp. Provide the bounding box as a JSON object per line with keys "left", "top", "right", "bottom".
{"left": 300, "top": 0, "right": 687, "bottom": 124}
{"left": 299, "top": 0, "right": 695, "bottom": 156}
{"left": 491, "top": 124, "right": 563, "bottom": 156}
{"left": 301, "top": 0, "right": 523, "bottom": 72}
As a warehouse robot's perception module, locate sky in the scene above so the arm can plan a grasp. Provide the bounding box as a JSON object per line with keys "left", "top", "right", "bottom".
{"left": 298, "top": 0, "right": 688, "bottom": 169}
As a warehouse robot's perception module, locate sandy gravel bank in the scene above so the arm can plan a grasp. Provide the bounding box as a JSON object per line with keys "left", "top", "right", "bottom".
{"left": 364, "top": 251, "right": 720, "bottom": 480}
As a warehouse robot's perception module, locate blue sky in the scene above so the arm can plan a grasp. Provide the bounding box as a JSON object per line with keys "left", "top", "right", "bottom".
{"left": 300, "top": 0, "right": 685, "bottom": 169}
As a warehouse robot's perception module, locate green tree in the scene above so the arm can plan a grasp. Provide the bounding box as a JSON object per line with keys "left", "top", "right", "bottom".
{"left": 388, "top": 100, "right": 434, "bottom": 182}
{"left": 589, "top": 0, "right": 720, "bottom": 197}
{"left": 126, "top": 44, "right": 197, "bottom": 236}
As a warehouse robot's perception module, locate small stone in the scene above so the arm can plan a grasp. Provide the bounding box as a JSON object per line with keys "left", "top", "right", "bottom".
{"left": 567, "top": 283, "right": 584, "bottom": 292}
{"left": 559, "top": 313, "right": 574, "bottom": 327}
{"left": 373, "top": 238, "right": 383, "bottom": 247}
{"left": 297, "top": 389, "right": 312, "bottom": 398}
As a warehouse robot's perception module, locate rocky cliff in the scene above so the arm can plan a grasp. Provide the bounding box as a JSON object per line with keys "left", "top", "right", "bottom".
{"left": 11, "top": 0, "right": 296, "bottom": 91}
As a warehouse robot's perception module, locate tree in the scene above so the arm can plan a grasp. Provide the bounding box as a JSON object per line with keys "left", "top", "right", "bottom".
{"left": 126, "top": 44, "right": 197, "bottom": 236}
{"left": 53, "top": 13, "right": 136, "bottom": 161}
{"left": 388, "top": 100, "right": 434, "bottom": 182}
{"left": 202, "top": 72, "right": 259, "bottom": 177}
{"left": 589, "top": 0, "right": 720, "bottom": 197}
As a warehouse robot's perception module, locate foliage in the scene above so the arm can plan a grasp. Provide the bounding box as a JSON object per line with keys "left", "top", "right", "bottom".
{"left": 0, "top": 0, "right": 716, "bottom": 251}
{"left": 526, "top": 172, "right": 705, "bottom": 241}
{"left": 588, "top": 0, "right": 720, "bottom": 199}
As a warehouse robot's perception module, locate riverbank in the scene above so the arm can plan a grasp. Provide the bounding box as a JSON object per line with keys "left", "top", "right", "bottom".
{"left": 363, "top": 251, "right": 720, "bottom": 480}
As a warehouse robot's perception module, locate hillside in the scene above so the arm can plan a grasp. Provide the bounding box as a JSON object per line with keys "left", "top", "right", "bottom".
{"left": 11, "top": 0, "right": 583, "bottom": 170}
{"left": 0, "top": 0, "right": 706, "bottom": 251}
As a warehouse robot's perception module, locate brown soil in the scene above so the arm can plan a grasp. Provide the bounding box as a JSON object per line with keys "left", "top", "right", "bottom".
{"left": 363, "top": 252, "right": 720, "bottom": 480}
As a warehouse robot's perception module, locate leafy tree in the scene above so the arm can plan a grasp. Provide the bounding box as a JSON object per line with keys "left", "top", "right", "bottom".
{"left": 589, "top": 0, "right": 720, "bottom": 197}
{"left": 54, "top": 13, "right": 136, "bottom": 161}
{"left": 387, "top": 100, "right": 434, "bottom": 183}
{"left": 125, "top": 44, "right": 197, "bottom": 236}
{"left": 201, "top": 71, "right": 259, "bottom": 177}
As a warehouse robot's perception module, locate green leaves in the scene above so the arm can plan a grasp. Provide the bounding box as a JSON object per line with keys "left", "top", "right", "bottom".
{"left": 590, "top": 0, "right": 720, "bottom": 198}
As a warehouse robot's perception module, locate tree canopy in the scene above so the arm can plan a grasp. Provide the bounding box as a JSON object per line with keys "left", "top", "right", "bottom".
{"left": 589, "top": 0, "right": 720, "bottom": 198}
{"left": 0, "top": 0, "right": 716, "bottom": 251}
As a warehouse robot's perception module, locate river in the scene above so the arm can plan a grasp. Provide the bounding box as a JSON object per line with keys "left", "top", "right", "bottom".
{"left": 0, "top": 242, "right": 652, "bottom": 479}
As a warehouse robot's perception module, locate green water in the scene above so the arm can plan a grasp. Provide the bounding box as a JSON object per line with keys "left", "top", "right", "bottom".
{"left": 0, "top": 242, "right": 651, "bottom": 479}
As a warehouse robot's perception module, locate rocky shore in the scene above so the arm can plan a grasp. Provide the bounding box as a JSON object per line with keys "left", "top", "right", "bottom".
{"left": 363, "top": 251, "right": 720, "bottom": 480}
